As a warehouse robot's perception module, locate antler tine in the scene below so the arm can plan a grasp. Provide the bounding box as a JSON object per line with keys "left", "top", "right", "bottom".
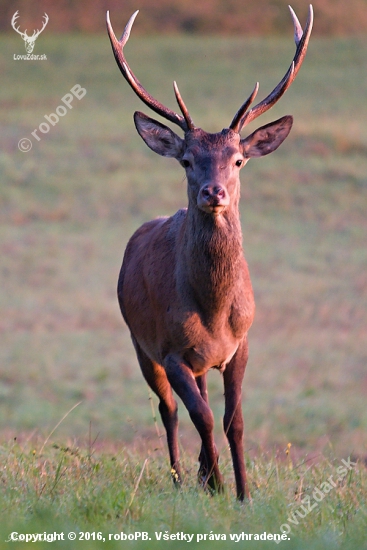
{"left": 106, "top": 10, "right": 194, "bottom": 133}
{"left": 229, "top": 82, "right": 259, "bottom": 134}
{"left": 230, "top": 4, "right": 313, "bottom": 133}
{"left": 288, "top": 4, "right": 313, "bottom": 80}
{"left": 173, "top": 81, "right": 195, "bottom": 131}
{"left": 289, "top": 5, "right": 303, "bottom": 45}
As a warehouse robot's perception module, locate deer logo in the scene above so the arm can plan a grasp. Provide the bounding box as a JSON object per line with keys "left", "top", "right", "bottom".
{"left": 11, "top": 11, "right": 49, "bottom": 54}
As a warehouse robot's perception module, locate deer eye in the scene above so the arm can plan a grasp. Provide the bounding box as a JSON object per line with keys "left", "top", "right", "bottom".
{"left": 235, "top": 159, "right": 243, "bottom": 167}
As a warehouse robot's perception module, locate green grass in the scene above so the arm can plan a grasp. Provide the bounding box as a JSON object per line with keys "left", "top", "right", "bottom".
{"left": 1, "top": 33, "right": 367, "bottom": 547}
{"left": 1, "top": 438, "right": 366, "bottom": 550}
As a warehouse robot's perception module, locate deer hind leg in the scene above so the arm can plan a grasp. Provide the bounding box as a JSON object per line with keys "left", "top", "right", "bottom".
{"left": 196, "top": 374, "right": 220, "bottom": 490}
{"left": 165, "top": 354, "right": 223, "bottom": 494}
{"left": 132, "top": 339, "right": 182, "bottom": 485}
{"left": 223, "top": 339, "right": 249, "bottom": 501}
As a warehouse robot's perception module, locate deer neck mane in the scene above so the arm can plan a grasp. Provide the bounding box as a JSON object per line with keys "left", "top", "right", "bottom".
{"left": 180, "top": 204, "right": 244, "bottom": 314}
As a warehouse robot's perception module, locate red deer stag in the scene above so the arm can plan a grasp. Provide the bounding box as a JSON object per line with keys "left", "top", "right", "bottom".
{"left": 107, "top": 5, "right": 313, "bottom": 500}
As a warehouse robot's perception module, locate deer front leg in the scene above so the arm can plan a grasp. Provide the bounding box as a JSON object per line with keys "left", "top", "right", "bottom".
{"left": 223, "top": 339, "right": 249, "bottom": 501}
{"left": 132, "top": 339, "right": 182, "bottom": 484}
{"left": 165, "top": 355, "right": 223, "bottom": 493}
{"left": 196, "top": 374, "right": 220, "bottom": 487}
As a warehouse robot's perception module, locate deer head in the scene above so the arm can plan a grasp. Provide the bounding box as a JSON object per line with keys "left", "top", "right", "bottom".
{"left": 11, "top": 11, "right": 49, "bottom": 54}
{"left": 106, "top": 7, "right": 313, "bottom": 219}
{"left": 133, "top": 114, "right": 293, "bottom": 218}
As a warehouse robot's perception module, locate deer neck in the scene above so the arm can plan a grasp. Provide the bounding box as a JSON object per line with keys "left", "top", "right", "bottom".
{"left": 180, "top": 203, "right": 244, "bottom": 315}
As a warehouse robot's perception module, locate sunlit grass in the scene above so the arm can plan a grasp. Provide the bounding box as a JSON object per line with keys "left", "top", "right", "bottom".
{"left": 1, "top": 436, "right": 366, "bottom": 549}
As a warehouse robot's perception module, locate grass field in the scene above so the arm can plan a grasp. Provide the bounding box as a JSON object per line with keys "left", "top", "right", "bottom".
{"left": 1, "top": 31, "right": 367, "bottom": 548}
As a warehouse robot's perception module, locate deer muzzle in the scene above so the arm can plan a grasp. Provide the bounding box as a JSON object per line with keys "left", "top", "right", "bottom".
{"left": 197, "top": 184, "right": 229, "bottom": 215}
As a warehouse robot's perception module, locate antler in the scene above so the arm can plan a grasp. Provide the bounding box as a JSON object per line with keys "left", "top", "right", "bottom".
{"left": 230, "top": 4, "right": 313, "bottom": 133}
{"left": 11, "top": 11, "right": 27, "bottom": 38}
{"left": 33, "top": 13, "right": 49, "bottom": 39}
{"left": 106, "top": 10, "right": 195, "bottom": 133}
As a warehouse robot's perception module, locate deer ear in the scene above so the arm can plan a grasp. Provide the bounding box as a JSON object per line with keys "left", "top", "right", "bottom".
{"left": 134, "top": 111, "right": 184, "bottom": 158}
{"left": 240, "top": 115, "right": 293, "bottom": 158}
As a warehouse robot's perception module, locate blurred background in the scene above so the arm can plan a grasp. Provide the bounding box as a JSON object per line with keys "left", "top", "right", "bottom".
{"left": 1, "top": 0, "right": 367, "bottom": 34}
{"left": 1, "top": 0, "right": 366, "bottom": 463}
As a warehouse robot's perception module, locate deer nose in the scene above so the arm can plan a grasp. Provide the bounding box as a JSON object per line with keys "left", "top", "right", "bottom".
{"left": 201, "top": 185, "right": 226, "bottom": 201}
{"left": 197, "top": 184, "right": 229, "bottom": 214}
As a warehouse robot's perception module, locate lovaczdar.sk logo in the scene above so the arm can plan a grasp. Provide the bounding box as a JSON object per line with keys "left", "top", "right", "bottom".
{"left": 11, "top": 10, "right": 48, "bottom": 60}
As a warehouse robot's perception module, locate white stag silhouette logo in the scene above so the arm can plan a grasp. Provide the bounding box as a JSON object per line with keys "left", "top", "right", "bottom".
{"left": 11, "top": 11, "right": 49, "bottom": 53}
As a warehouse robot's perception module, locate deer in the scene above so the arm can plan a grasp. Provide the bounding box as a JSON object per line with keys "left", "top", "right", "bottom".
{"left": 11, "top": 11, "right": 49, "bottom": 54}
{"left": 106, "top": 5, "right": 313, "bottom": 500}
